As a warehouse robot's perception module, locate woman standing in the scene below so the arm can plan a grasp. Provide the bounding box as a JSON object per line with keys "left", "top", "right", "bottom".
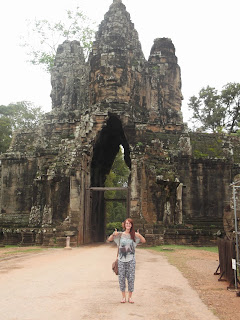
{"left": 108, "top": 218, "right": 146, "bottom": 303}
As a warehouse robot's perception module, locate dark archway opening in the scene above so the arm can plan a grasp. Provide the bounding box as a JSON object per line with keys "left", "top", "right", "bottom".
{"left": 90, "top": 115, "right": 131, "bottom": 242}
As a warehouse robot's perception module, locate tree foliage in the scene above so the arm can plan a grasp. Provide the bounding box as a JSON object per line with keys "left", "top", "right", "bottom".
{"left": 0, "top": 101, "right": 43, "bottom": 153}
{"left": 188, "top": 83, "right": 240, "bottom": 133}
{"left": 105, "top": 147, "right": 130, "bottom": 224}
{"left": 21, "top": 7, "right": 95, "bottom": 72}
{"left": 221, "top": 83, "right": 240, "bottom": 133}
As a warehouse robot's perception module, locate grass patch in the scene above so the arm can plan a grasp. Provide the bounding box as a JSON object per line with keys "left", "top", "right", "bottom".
{"left": 2, "top": 248, "right": 45, "bottom": 255}
{"left": 3, "top": 245, "right": 21, "bottom": 248}
{"left": 147, "top": 244, "right": 218, "bottom": 253}
{"left": 3, "top": 249, "right": 44, "bottom": 255}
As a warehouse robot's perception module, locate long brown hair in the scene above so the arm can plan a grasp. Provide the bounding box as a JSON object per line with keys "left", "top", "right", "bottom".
{"left": 124, "top": 218, "right": 135, "bottom": 241}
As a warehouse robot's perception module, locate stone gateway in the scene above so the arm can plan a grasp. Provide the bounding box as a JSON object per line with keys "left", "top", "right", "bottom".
{"left": 0, "top": 0, "right": 240, "bottom": 246}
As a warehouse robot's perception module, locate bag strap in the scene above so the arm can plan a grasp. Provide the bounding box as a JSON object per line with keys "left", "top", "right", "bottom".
{"left": 116, "top": 233, "right": 122, "bottom": 257}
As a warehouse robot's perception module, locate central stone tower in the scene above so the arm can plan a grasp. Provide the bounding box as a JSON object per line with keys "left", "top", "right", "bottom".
{"left": 88, "top": 0, "right": 183, "bottom": 126}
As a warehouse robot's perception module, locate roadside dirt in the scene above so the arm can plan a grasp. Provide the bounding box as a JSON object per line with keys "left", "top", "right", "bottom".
{"left": 162, "top": 248, "right": 240, "bottom": 320}
{"left": 0, "top": 245, "right": 238, "bottom": 320}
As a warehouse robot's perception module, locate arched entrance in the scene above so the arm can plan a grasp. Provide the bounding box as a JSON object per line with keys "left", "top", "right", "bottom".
{"left": 89, "top": 115, "right": 131, "bottom": 242}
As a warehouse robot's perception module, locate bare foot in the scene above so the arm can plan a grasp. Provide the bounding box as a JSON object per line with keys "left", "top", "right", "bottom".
{"left": 121, "top": 297, "right": 126, "bottom": 303}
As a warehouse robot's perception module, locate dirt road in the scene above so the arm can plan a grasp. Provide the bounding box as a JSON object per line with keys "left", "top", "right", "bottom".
{"left": 0, "top": 244, "right": 219, "bottom": 320}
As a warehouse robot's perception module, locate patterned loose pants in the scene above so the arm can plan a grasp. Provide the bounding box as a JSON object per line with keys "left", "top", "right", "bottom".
{"left": 118, "top": 259, "right": 136, "bottom": 292}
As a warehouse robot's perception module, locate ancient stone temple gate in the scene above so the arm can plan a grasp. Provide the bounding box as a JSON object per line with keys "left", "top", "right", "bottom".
{"left": 1, "top": 0, "right": 240, "bottom": 246}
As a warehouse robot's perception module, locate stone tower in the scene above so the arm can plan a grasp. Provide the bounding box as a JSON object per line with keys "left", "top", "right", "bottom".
{"left": 0, "top": 0, "right": 240, "bottom": 246}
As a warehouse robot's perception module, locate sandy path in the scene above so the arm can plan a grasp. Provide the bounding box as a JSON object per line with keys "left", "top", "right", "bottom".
{"left": 0, "top": 244, "right": 219, "bottom": 320}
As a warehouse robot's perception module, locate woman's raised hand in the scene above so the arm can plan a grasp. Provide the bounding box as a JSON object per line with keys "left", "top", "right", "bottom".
{"left": 113, "top": 228, "right": 118, "bottom": 236}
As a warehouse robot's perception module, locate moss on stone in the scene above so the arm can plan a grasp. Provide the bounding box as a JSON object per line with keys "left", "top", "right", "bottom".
{"left": 190, "top": 133, "right": 224, "bottom": 159}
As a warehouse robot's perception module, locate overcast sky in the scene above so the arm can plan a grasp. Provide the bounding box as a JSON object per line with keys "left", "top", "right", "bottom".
{"left": 0, "top": 0, "right": 239, "bottom": 123}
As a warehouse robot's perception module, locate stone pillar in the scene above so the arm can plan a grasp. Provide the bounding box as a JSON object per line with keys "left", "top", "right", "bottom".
{"left": 175, "top": 183, "right": 183, "bottom": 224}
{"left": 64, "top": 236, "right": 72, "bottom": 250}
{"left": 163, "top": 201, "right": 171, "bottom": 226}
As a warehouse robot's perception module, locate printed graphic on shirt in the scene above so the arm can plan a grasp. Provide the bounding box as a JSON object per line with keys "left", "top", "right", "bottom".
{"left": 114, "top": 232, "right": 140, "bottom": 262}
{"left": 119, "top": 239, "right": 135, "bottom": 259}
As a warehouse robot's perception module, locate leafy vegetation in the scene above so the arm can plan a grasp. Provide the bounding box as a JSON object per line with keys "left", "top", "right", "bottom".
{"left": 2, "top": 248, "right": 44, "bottom": 255}
{"left": 21, "top": 7, "right": 96, "bottom": 72}
{"left": 105, "top": 147, "right": 130, "bottom": 234}
{"left": 188, "top": 83, "right": 240, "bottom": 133}
{"left": 106, "top": 222, "right": 123, "bottom": 236}
{"left": 0, "top": 101, "right": 43, "bottom": 154}
{"left": 190, "top": 133, "right": 225, "bottom": 159}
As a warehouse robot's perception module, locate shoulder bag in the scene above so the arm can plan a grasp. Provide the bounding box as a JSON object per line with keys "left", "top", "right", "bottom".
{"left": 112, "top": 233, "right": 121, "bottom": 275}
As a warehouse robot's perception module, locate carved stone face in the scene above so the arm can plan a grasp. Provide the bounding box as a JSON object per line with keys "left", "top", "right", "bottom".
{"left": 89, "top": 0, "right": 145, "bottom": 107}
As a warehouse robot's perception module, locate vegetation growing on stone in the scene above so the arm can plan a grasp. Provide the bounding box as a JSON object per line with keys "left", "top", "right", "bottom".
{"left": 21, "top": 7, "right": 95, "bottom": 72}
{"left": 0, "top": 102, "right": 43, "bottom": 154}
{"left": 190, "top": 133, "right": 225, "bottom": 159}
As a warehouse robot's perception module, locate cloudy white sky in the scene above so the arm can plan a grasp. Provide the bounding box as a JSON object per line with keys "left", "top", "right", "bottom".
{"left": 0, "top": 0, "right": 239, "bottom": 123}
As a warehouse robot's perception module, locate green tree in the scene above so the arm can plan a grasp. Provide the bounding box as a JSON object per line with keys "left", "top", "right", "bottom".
{"left": 105, "top": 148, "right": 130, "bottom": 188}
{"left": 0, "top": 117, "right": 12, "bottom": 154}
{"left": 21, "top": 7, "right": 95, "bottom": 72}
{"left": 105, "top": 147, "right": 130, "bottom": 224}
{"left": 188, "top": 86, "right": 224, "bottom": 133}
{"left": 221, "top": 83, "right": 240, "bottom": 133}
{"left": 188, "top": 83, "right": 240, "bottom": 133}
{"left": 0, "top": 101, "right": 43, "bottom": 153}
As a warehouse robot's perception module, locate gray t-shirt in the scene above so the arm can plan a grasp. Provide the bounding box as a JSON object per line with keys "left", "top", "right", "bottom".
{"left": 114, "top": 232, "right": 140, "bottom": 262}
